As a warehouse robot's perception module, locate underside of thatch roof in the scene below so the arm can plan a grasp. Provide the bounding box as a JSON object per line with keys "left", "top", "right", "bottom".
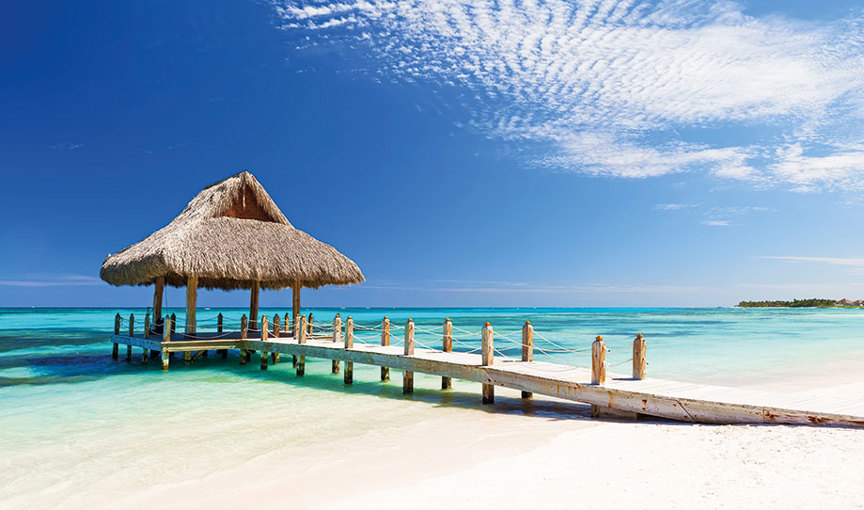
{"left": 100, "top": 171, "right": 364, "bottom": 290}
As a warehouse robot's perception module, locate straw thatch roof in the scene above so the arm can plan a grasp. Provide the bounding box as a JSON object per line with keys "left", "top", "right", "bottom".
{"left": 100, "top": 171, "right": 364, "bottom": 290}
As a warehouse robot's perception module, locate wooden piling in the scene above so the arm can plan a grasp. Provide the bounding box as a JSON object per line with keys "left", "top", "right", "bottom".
{"left": 291, "top": 312, "right": 299, "bottom": 368}
{"left": 297, "top": 315, "right": 307, "bottom": 376}
{"left": 633, "top": 333, "right": 646, "bottom": 380}
{"left": 332, "top": 314, "right": 342, "bottom": 373}
{"left": 170, "top": 314, "right": 176, "bottom": 334}
{"left": 144, "top": 313, "right": 150, "bottom": 339}
{"left": 441, "top": 318, "right": 453, "bottom": 389}
{"left": 521, "top": 321, "right": 534, "bottom": 399}
{"left": 381, "top": 316, "right": 391, "bottom": 381}
{"left": 308, "top": 313, "right": 313, "bottom": 336}
{"left": 161, "top": 349, "right": 169, "bottom": 371}
{"left": 481, "top": 322, "right": 494, "bottom": 404}
{"left": 142, "top": 347, "right": 149, "bottom": 364}
{"left": 240, "top": 314, "right": 249, "bottom": 365}
{"left": 185, "top": 276, "right": 198, "bottom": 336}
{"left": 184, "top": 350, "right": 191, "bottom": 365}
{"left": 152, "top": 276, "right": 164, "bottom": 334}
{"left": 344, "top": 316, "right": 354, "bottom": 384}
{"left": 114, "top": 313, "right": 120, "bottom": 335}
{"left": 129, "top": 313, "right": 134, "bottom": 337}
{"left": 260, "top": 315, "right": 269, "bottom": 370}
{"left": 217, "top": 313, "right": 227, "bottom": 358}
{"left": 591, "top": 336, "right": 606, "bottom": 385}
{"left": 249, "top": 281, "right": 260, "bottom": 331}
{"left": 164, "top": 316, "right": 172, "bottom": 343}
{"left": 272, "top": 314, "right": 281, "bottom": 364}
{"left": 126, "top": 344, "right": 132, "bottom": 362}
{"left": 403, "top": 319, "right": 415, "bottom": 394}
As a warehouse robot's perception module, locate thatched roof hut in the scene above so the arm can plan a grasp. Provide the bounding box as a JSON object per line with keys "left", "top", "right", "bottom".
{"left": 100, "top": 171, "right": 364, "bottom": 333}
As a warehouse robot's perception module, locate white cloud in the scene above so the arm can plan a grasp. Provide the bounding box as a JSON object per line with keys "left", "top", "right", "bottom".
{"left": 762, "top": 256, "right": 864, "bottom": 268}
{"left": 702, "top": 219, "right": 730, "bottom": 227}
{"left": 275, "top": 0, "right": 864, "bottom": 190}
{"left": 0, "top": 275, "right": 103, "bottom": 287}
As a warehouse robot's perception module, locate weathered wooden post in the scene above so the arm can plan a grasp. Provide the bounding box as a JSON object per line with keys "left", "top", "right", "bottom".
{"left": 112, "top": 313, "right": 120, "bottom": 359}
{"left": 240, "top": 314, "right": 249, "bottom": 365}
{"left": 481, "top": 322, "right": 494, "bottom": 404}
{"left": 129, "top": 313, "right": 134, "bottom": 337}
{"left": 308, "top": 313, "right": 314, "bottom": 336}
{"left": 521, "top": 321, "right": 534, "bottom": 399}
{"left": 291, "top": 313, "right": 299, "bottom": 368}
{"left": 284, "top": 313, "right": 290, "bottom": 333}
{"left": 144, "top": 313, "right": 150, "bottom": 339}
{"left": 591, "top": 336, "right": 606, "bottom": 385}
{"left": 380, "top": 316, "right": 391, "bottom": 381}
{"left": 633, "top": 333, "right": 646, "bottom": 380}
{"left": 260, "top": 315, "right": 269, "bottom": 370}
{"left": 332, "top": 314, "right": 342, "bottom": 374}
{"left": 171, "top": 313, "right": 177, "bottom": 334}
{"left": 126, "top": 343, "right": 132, "bottom": 361}
{"left": 441, "top": 318, "right": 453, "bottom": 389}
{"left": 164, "top": 316, "right": 172, "bottom": 343}
{"left": 344, "top": 316, "right": 354, "bottom": 384}
{"left": 217, "top": 313, "right": 227, "bottom": 359}
{"left": 272, "top": 314, "right": 281, "bottom": 364}
{"left": 297, "top": 315, "right": 307, "bottom": 376}
{"left": 403, "top": 319, "right": 415, "bottom": 394}
{"left": 161, "top": 348, "right": 169, "bottom": 371}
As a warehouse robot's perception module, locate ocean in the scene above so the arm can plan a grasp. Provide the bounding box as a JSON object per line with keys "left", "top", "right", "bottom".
{"left": 2, "top": 307, "right": 863, "bottom": 507}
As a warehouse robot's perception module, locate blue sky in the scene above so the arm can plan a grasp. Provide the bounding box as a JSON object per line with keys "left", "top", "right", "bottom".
{"left": 2, "top": 0, "right": 864, "bottom": 308}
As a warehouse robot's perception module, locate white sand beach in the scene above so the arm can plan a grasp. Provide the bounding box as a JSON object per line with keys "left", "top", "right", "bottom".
{"left": 51, "top": 353, "right": 864, "bottom": 510}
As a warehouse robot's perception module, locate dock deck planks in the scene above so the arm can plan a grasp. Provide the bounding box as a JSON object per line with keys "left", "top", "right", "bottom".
{"left": 111, "top": 333, "right": 864, "bottom": 428}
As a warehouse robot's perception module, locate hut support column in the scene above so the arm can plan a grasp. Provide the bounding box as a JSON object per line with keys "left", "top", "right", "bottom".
{"left": 185, "top": 276, "right": 198, "bottom": 337}
{"left": 153, "top": 276, "right": 164, "bottom": 333}
{"left": 249, "top": 281, "right": 260, "bottom": 332}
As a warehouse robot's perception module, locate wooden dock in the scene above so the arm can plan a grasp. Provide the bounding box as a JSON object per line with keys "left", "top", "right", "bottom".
{"left": 110, "top": 313, "right": 864, "bottom": 428}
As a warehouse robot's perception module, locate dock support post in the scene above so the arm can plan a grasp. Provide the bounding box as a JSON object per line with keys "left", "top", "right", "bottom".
{"left": 296, "top": 315, "right": 306, "bottom": 376}
{"left": 217, "top": 313, "right": 227, "bottom": 358}
{"left": 403, "top": 319, "right": 415, "bottom": 395}
{"left": 332, "top": 314, "right": 342, "bottom": 373}
{"left": 184, "top": 351, "right": 192, "bottom": 365}
{"left": 272, "top": 315, "right": 281, "bottom": 364}
{"left": 164, "top": 316, "right": 172, "bottom": 343}
{"left": 161, "top": 349, "right": 169, "bottom": 371}
{"left": 185, "top": 276, "right": 197, "bottom": 337}
{"left": 521, "top": 321, "right": 534, "bottom": 399}
{"left": 260, "top": 315, "right": 269, "bottom": 370}
{"left": 112, "top": 342, "right": 119, "bottom": 360}
{"left": 171, "top": 314, "right": 176, "bottom": 335}
{"left": 129, "top": 313, "right": 134, "bottom": 337}
{"left": 481, "top": 322, "right": 494, "bottom": 404}
{"left": 344, "top": 317, "right": 354, "bottom": 384}
{"left": 142, "top": 347, "right": 149, "bottom": 364}
{"left": 144, "top": 313, "right": 150, "bottom": 339}
{"left": 308, "top": 313, "right": 313, "bottom": 336}
{"left": 291, "top": 310, "right": 299, "bottom": 368}
{"left": 240, "top": 315, "right": 249, "bottom": 365}
{"left": 633, "top": 334, "right": 646, "bottom": 380}
{"left": 113, "top": 313, "right": 120, "bottom": 359}
{"left": 126, "top": 344, "right": 132, "bottom": 362}
{"left": 153, "top": 276, "right": 164, "bottom": 334}
{"left": 380, "top": 317, "right": 390, "bottom": 381}
{"left": 249, "top": 281, "right": 260, "bottom": 332}
{"left": 441, "top": 318, "right": 452, "bottom": 389}
{"left": 590, "top": 336, "right": 607, "bottom": 417}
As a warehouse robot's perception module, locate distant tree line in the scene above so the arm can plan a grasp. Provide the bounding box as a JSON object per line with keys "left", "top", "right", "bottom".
{"left": 737, "top": 298, "right": 838, "bottom": 308}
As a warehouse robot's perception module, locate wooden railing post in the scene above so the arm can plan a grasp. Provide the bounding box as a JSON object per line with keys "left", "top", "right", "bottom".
{"left": 380, "top": 316, "right": 391, "bottom": 381}
{"left": 240, "top": 314, "right": 249, "bottom": 365}
{"left": 633, "top": 333, "right": 646, "bottom": 380}
{"left": 112, "top": 313, "right": 120, "bottom": 360}
{"left": 297, "top": 315, "right": 307, "bottom": 376}
{"left": 144, "top": 313, "right": 151, "bottom": 339}
{"left": 260, "top": 315, "right": 269, "bottom": 370}
{"left": 403, "top": 319, "right": 415, "bottom": 394}
{"left": 164, "top": 316, "right": 172, "bottom": 342}
{"left": 344, "top": 316, "right": 354, "bottom": 384}
{"left": 332, "top": 314, "right": 342, "bottom": 373}
{"left": 272, "top": 314, "right": 281, "bottom": 364}
{"left": 591, "top": 336, "right": 606, "bottom": 385}
{"left": 308, "top": 313, "right": 314, "bottom": 336}
{"left": 441, "top": 318, "right": 453, "bottom": 389}
{"left": 170, "top": 313, "right": 176, "bottom": 334}
{"left": 521, "top": 321, "right": 534, "bottom": 399}
{"left": 129, "top": 313, "right": 134, "bottom": 337}
{"left": 217, "top": 313, "right": 227, "bottom": 359}
{"left": 481, "top": 322, "right": 494, "bottom": 404}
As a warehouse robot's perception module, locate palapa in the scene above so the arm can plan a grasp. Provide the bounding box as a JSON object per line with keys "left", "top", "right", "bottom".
{"left": 100, "top": 171, "right": 364, "bottom": 290}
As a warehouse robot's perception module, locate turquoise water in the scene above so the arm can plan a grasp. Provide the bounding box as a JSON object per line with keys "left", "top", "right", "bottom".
{"left": 2, "top": 307, "right": 863, "bottom": 508}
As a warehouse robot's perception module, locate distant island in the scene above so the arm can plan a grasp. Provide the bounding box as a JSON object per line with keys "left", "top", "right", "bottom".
{"left": 738, "top": 298, "right": 863, "bottom": 308}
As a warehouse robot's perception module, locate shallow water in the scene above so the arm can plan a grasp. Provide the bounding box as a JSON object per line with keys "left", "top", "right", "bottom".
{"left": 1, "top": 307, "right": 863, "bottom": 508}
